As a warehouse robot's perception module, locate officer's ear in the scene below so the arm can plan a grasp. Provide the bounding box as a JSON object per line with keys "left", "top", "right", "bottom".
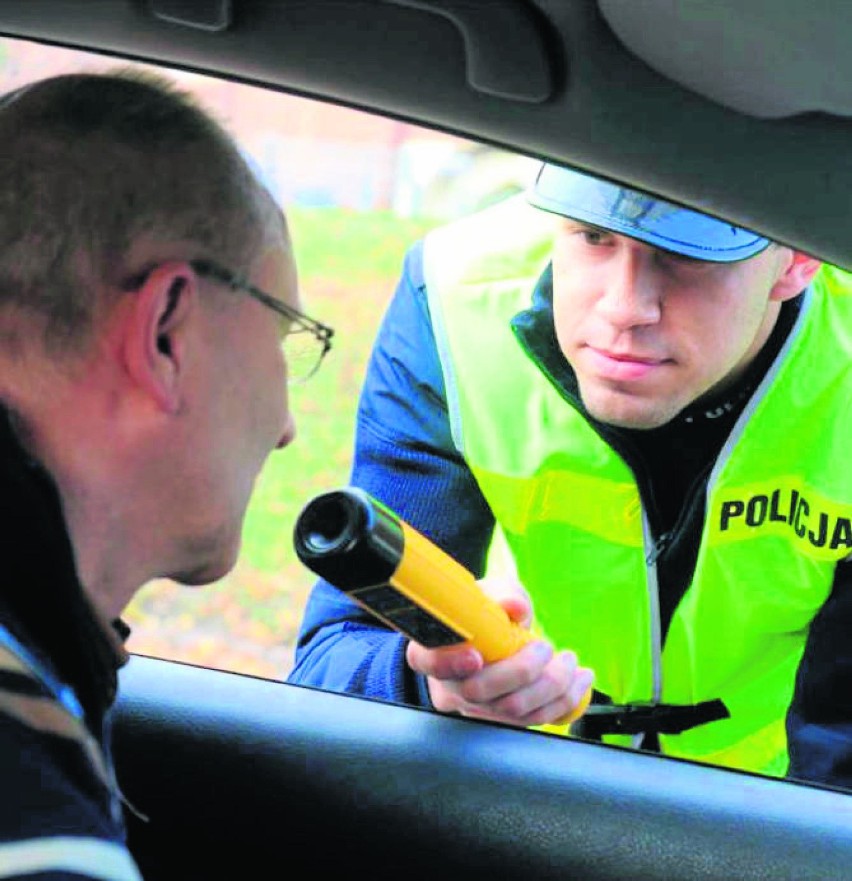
{"left": 769, "top": 249, "right": 822, "bottom": 303}
{"left": 121, "top": 261, "right": 197, "bottom": 414}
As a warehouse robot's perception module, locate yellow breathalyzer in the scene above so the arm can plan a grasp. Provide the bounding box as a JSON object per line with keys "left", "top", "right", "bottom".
{"left": 293, "top": 487, "right": 592, "bottom": 728}
{"left": 293, "top": 487, "right": 533, "bottom": 662}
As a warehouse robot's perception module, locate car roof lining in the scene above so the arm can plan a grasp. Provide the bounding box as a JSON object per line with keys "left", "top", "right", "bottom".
{"left": 0, "top": 1, "right": 849, "bottom": 270}
{"left": 599, "top": 0, "right": 852, "bottom": 120}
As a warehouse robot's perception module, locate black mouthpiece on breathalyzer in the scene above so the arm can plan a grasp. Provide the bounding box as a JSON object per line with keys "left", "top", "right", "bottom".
{"left": 293, "top": 488, "right": 405, "bottom": 590}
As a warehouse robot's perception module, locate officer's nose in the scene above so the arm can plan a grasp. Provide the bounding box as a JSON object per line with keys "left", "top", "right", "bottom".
{"left": 596, "top": 249, "right": 662, "bottom": 330}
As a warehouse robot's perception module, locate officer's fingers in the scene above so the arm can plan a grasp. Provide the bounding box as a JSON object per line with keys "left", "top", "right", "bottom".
{"left": 407, "top": 643, "right": 484, "bottom": 716}
{"left": 477, "top": 575, "right": 533, "bottom": 628}
{"left": 484, "top": 649, "right": 579, "bottom": 720}
{"left": 435, "top": 657, "right": 595, "bottom": 727}
{"left": 425, "top": 676, "right": 474, "bottom": 716}
{"left": 549, "top": 663, "right": 596, "bottom": 726}
{"left": 492, "top": 658, "right": 595, "bottom": 728}
{"left": 406, "top": 639, "right": 483, "bottom": 681}
{"left": 419, "top": 640, "right": 546, "bottom": 720}
{"left": 514, "top": 681, "right": 591, "bottom": 728}
{"left": 457, "top": 639, "right": 553, "bottom": 705}
{"left": 425, "top": 644, "right": 549, "bottom": 720}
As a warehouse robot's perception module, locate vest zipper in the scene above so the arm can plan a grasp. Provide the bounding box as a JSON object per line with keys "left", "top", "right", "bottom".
{"left": 559, "top": 410, "right": 668, "bottom": 709}
{"left": 640, "top": 511, "right": 664, "bottom": 708}
{"left": 646, "top": 531, "right": 672, "bottom": 567}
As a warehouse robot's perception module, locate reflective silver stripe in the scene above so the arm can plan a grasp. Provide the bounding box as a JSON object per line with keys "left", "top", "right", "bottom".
{"left": 641, "top": 508, "right": 663, "bottom": 706}
{"left": 708, "top": 284, "right": 812, "bottom": 488}
{"left": 0, "top": 837, "right": 142, "bottom": 881}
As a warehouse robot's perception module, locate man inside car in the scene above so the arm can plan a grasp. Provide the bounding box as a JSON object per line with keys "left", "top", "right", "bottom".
{"left": 0, "top": 71, "right": 331, "bottom": 878}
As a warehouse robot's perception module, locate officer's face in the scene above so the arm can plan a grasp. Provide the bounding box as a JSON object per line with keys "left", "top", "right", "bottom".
{"left": 550, "top": 221, "right": 799, "bottom": 429}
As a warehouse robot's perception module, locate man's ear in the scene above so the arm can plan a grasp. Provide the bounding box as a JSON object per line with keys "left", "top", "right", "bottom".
{"left": 769, "top": 249, "right": 823, "bottom": 303}
{"left": 121, "top": 261, "right": 197, "bottom": 414}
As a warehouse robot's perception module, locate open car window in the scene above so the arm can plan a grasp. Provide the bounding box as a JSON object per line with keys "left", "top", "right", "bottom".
{"left": 3, "top": 30, "right": 850, "bottom": 805}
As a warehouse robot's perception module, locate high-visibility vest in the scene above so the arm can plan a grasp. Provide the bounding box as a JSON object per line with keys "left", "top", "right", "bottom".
{"left": 423, "top": 195, "right": 852, "bottom": 776}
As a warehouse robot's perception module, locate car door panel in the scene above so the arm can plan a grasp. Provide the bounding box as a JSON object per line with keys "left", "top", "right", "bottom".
{"left": 115, "top": 655, "right": 852, "bottom": 880}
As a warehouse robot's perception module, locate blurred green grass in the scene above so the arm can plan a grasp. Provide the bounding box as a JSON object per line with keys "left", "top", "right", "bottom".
{"left": 123, "top": 206, "right": 438, "bottom": 679}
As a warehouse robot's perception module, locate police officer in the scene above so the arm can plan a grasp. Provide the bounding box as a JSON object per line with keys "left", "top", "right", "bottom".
{"left": 290, "top": 163, "right": 852, "bottom": 787}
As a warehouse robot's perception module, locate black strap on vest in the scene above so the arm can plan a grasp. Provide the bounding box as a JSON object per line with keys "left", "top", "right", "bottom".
{"left": 574, "top": 698, "right": 730, "bottom": 738}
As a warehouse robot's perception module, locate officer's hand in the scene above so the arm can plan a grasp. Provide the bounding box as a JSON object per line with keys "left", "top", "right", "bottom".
{"left": 405, "top": 576, "right": 594, "bottom": 728}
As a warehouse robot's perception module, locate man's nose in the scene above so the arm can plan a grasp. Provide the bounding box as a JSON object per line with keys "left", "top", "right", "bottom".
{"left": 596, "top": 250, "right": 662, "bottom": 329}
{"left": 276, "top": 411, "right": 296, "bottom": 450}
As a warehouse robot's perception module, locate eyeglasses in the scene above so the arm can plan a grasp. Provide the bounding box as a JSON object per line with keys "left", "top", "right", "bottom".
{"left": 190, "top": 259, "right": 334, "bottom": 384}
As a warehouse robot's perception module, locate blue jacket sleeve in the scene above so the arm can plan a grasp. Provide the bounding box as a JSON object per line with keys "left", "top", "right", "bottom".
{"left": 287, "top": 240, "right": 495, "bottom": 706}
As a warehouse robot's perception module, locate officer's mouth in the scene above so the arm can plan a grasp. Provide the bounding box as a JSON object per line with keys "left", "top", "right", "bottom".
{"left": 583, "top": 346, "right": 673, "bottom": 382}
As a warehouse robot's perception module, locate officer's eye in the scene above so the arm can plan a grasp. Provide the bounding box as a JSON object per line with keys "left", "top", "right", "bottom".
{"left": 579, "top": 228, "right": 610, "bottom": 246}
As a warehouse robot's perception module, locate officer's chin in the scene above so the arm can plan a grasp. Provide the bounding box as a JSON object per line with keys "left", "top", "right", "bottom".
{"left": 580, "top": 391, "right": 677, "bottom": 431}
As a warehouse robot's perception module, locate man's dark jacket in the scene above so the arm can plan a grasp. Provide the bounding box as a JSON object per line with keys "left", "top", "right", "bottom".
{"left": 0, "top": 405, "right": 134, "bottom": 875}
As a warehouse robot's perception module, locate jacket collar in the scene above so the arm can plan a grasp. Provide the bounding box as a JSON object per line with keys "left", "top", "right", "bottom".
{"left": 0, "top": 404, "right": 128, "bottom": 730}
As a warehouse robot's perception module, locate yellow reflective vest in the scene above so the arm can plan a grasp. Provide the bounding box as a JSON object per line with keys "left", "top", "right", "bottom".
{"left": 422, "top": 195, "right": 852, "bottom": 776}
